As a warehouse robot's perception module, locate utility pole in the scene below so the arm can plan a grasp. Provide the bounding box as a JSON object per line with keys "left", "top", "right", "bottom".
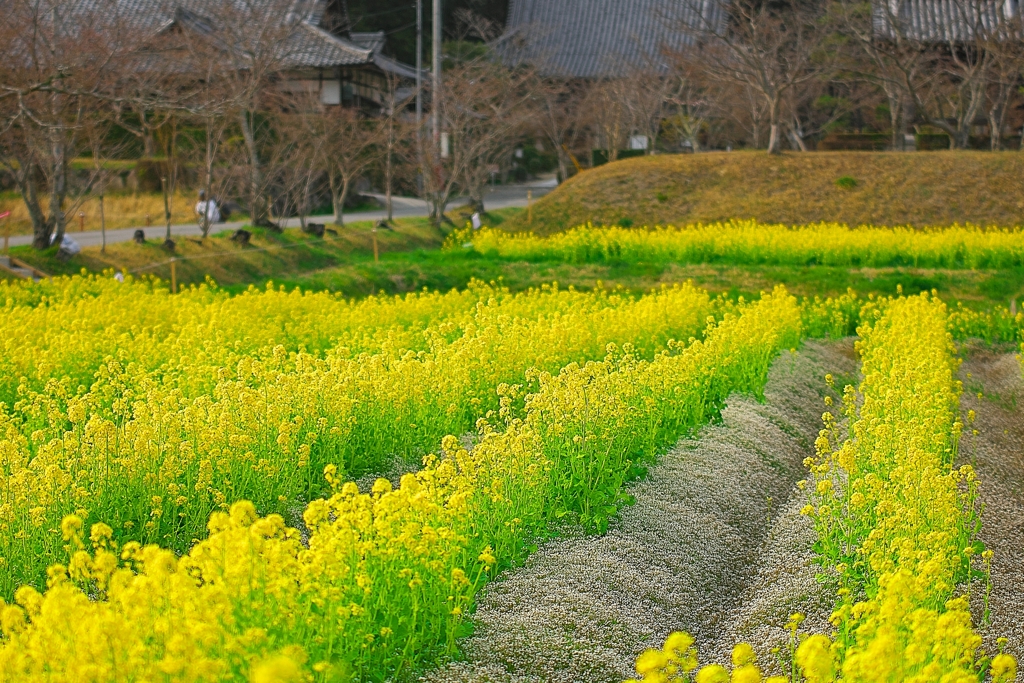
{"left": 431, "top": 0, "right": 441, "bottom": 151}
{"left": 416, "top": 0, "right": 423, "bottom": 134}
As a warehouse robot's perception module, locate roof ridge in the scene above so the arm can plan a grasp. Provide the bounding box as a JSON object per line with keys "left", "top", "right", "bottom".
{"left": 299, "top": 21, "right": 372, "bottom": 58}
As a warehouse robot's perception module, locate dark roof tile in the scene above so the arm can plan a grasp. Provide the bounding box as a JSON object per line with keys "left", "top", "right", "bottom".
{"left": 873, "top": 0, "right": 1023, "bottom": 41}
{"left": 496, "top": 0, "right": 727, "bottom": 78}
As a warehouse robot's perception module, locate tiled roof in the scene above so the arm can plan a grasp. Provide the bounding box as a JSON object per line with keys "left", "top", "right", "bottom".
{"left": 288, "top": 23, "right": 371, "bottom": 68}
{"left": 873, "top": 0, "right": 1023, "bottom": 41}
{"left": 350, "top": 31, "right": 388, "bottom": 54}
{"left": 496, "top": 0, "right": 728, "bottom": 78}
{"left": 74, "top": 0, "right": 408, "bottom": 71}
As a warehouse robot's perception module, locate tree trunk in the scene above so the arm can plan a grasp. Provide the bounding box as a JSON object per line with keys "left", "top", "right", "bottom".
{"left": 385, "top": 140, "right": 394, "bottom": 222}
{"left": 767, "top": 123, "right": 782, "bottom": 154}
{"left": 330, "top": 173, "right": 350, "bottom": 227}
{"left": 239, "top": 110, "right": 268, "bottom": 226}
{"left": 787, "top": 127, "right": 808, "bottom": 151}
{"left": 161, "top": 176, "right": 173, "bottom": 243}
{"left": 99, "top": 194, "right": 106, "bottom": 253}
{"left": 556, "top": 154, "right": 568, "bottom": 184}
{"left": 989, "top": 109, "right": 1003, "bottom": 152}
{"left": 930, "top": 118, "right": 962, "bottom": 149}
{"left": 201, "top": 122, "right": 215, "bottom": 238}
{"left": 299, "top": 164, "right": 316, "bottom": 230}
{"left": 962, "top": 82, "right": 985, "bottom": 150}
{"left": 765, "top": 92, "right": 783, "bottom": 155}
{"left": 140, "top": 110, "right": 156, "bottom": 157}
{"left": 17, "top": 165, "right": 51, "bottom": 249}
{"left": 954, "top": 124, "right": 970, "bottom": 150}
{"left": 748, "top": 93, "right": 763, "bottom": 149}
{"left": 886, "top": 90, "right": 904, "bottom": 150}
{"left": 988, "top": 84, "right": 1011, "bottom": 152}
{"left": 49, "top": 131, "right": 68, "bottom": 248}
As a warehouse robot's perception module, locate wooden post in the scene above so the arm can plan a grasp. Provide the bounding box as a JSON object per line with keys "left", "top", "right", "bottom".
{"left": 78, "top": 212, "right": 85, "bottom": 232}
{"left": 99, "top": 195, "right": 106, "bottom": 254}
{"left": 527, "top": 189, "right": 532, "bottom": 225}
{"left": 170, "top": 259, "right": 177, "bottom": 294}
{"left": 2, "top": 211, "right": 9, "bottom": 255}
{"left": 372, "top": 226, "right": 379, "bottom": 263}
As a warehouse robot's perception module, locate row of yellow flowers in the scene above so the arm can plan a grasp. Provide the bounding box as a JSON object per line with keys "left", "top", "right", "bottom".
{"left": 629, "top": 294, "right": 1017, "bottom": 682}
{"left": 0, "top": 275, "right": 721, "bottom": 596}
{"left": 0, "top": 289, "right": 804, "bottom": 682}
{"left": 451, "top": 222, "right": 1024, "bottom": 269}
{"left": 806, "top": 294, "right": 1014, "bottom": 681}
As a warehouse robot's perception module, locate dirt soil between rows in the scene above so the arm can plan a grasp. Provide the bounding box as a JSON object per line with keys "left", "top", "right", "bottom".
{"left": 961, "top": 347, "right": 1024, "bottom": 663}
{"left": 423, "top": 341, "right": 859, "bottom": 683}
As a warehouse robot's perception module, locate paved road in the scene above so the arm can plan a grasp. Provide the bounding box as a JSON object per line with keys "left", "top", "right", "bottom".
{"left": 5, "top": 178, "right": 557, "bottom": 250}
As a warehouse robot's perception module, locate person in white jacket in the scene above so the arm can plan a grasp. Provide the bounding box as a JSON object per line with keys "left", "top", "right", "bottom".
{"left": 195, "top": 191, "right": 221, "bottom": 225}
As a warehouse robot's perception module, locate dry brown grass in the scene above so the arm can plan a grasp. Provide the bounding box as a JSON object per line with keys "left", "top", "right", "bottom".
{"left": 512, "top": 151, "right": 1024, "bottom": 234}
{"left": 9, "top": 218, "right": 444, "bottom": 289}
{"left": 0, "top": 191, "right": 204, "bottom": 237}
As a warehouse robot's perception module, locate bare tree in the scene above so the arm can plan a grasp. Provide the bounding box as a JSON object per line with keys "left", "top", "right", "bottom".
{"left": 187, "top": 93, "right": 234, "bottom": 238}
{"left": 688, "top": 0, "right": 834, "bottom": 154}
{"left": 585, "top": 78, "right": 635, "bottom": 162}
{"left": 177, "top": 0, "right": 307, "bottom": 227}
{"left": 625, "top": 70, "right": 675, "bottom": 154}
{"left": 298, "top": 105, "right": 379, "bottom": 226}
{"left": 835, "top": 0, "right": 1019, "bottom": 151}
{"left": 919, "top": 0, "right": 998, "bottom": 149}
{"left": 661, "top": 55, "right": 723, "bottom": 152}
{"left": 835, "top": 0, "right": 933, "bottom": 150}
{"left": 268, "top": 108, "right": 327, "bottom": 231}
{"left": 0, "top": 0, "right": 139, "bottom": 249}
{"left": 417, "top": 12, "right": 536, "bottom": 224}
{"left": 421, "top": 50, "right": 535, "bottom": 223}
{"left": 83, "top": 103, "right": 136, "bottom": 253}
{"left": 532, "top": 76, "right": 588, "bottom": 182}
{"left": 977, "top": 4, "right": 1024, "bottom": 150}
{"left": 379, "top": 72, "right": 417, "bottom": 222}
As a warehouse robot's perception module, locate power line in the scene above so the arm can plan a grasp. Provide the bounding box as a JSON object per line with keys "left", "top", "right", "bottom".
{"left": 349, "top": 4, "right": 417, "bottom": 22}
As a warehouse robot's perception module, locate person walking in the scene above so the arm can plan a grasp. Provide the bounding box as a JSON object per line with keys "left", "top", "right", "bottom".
{"left": 195, "top": 191, "right": 221, "bottom": 227}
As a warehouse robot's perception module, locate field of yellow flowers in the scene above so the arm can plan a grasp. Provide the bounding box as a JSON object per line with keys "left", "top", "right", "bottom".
{"left": 0, "top": 275, "right": 808, "bottom": 681}
{"left": 0, "top": 238, "right": 1022, "bottom": 682}
{"left": 1, "top": 276, "right": 734, "bottom": 596}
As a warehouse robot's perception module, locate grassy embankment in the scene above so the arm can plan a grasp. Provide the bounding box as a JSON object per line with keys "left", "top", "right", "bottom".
{"left": 4, "top": 214, "right": 451, "bottom": 295}
{"left": 5, "top": 152, "right": 1024, "bottom": 306}
{"left": 503, "top": 150, "right": 1024, "bottom": 232}
{"left": 291, "top": 152, "right": 1024, "bottom": 306}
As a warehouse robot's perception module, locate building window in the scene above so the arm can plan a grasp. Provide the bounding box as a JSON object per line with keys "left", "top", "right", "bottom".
{"left": 321, "top": 80, "right": 341, "bottom": 105}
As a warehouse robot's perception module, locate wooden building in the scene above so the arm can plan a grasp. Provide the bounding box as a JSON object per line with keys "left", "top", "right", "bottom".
{"left": 129, "top": 0, "right": 420, "bottom": 112}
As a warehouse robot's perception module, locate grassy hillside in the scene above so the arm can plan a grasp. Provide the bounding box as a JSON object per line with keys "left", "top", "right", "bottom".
{"left": 512, "top": 151, "right": 1024, "bottom": 233}
{"left": 3, "top": 217, "right": 445, "bottom": 290}
{"left": 1, "top": 208, "right": 523, "bottom": 293}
